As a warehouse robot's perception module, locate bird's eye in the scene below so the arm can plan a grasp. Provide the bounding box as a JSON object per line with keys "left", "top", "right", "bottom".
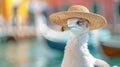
{"left": 76, "top": 20, "right": 84, "bottom": 26}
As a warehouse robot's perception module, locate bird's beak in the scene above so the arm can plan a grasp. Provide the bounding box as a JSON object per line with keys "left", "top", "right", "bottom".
{"left": 60, "top": 25, "right": 70, "bottom": 31}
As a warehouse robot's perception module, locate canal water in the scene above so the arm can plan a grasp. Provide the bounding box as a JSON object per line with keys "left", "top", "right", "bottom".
{"left": 0, "top": 37, "right": 64, "bottom": 67}
{"left": 0, "top": 37, "right": 120, "bottom": 67}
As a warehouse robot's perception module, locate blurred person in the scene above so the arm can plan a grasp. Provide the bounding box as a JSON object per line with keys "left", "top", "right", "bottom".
{"left": 7, "top": 6, "right": 21, "bottom": 36}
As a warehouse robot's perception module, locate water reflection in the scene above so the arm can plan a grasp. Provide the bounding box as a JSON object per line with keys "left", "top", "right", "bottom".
{"left": 0, "top": 37, "right": 63, "bottom": 67}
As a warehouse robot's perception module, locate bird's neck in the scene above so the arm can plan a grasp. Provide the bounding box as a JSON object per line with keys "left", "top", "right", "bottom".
{"left": 67, "top": 32, "right": 92, "bottom": 56}
{"left": 62, "top": 32, "right": 95, "bottom": 67}
{"left": 68, "top": 31, "right": 89, "bottom": 47}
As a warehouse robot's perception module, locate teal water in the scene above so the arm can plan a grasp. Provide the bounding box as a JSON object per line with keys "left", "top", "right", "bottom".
{"left": 0, "top": 37, "right": 120, "bottom": 67}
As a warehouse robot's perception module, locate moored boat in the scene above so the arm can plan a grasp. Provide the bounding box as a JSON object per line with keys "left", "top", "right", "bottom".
{"left": 100, "top": 34, "right": 120, "bottom": 57}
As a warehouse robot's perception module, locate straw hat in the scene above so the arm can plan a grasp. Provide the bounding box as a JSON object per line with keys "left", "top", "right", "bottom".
{"left": 49, "top": 5, "right": 107, "bottom": 30}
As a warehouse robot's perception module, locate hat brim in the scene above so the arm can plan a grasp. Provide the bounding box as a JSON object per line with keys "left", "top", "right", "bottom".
{"left": 49, "top": 11, "right": 107, "bottom": 30}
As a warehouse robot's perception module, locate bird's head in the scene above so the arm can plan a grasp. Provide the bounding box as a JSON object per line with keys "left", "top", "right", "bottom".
{"left": 61, "top": 18, "right": 89, "bottom": 35}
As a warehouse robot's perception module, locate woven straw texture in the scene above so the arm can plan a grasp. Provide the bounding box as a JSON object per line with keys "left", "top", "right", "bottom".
{"left": 49, "top": 5, "right": 107, "bottom": 30}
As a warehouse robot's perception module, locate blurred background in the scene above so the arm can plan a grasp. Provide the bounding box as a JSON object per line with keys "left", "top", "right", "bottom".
{"left": 0, "top": 0, "right": 120, "bottom": 67}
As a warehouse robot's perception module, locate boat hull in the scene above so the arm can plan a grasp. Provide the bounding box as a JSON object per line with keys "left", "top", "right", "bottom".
{"left": 101, "top": 44, "right": 120, "bottom": 57}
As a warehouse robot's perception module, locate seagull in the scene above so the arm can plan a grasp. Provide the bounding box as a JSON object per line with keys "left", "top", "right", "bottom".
{"left": 61, "top": 18, "right": 110, "bottom": 67}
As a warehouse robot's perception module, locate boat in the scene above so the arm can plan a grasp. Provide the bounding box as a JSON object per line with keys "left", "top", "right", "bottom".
{"left": 100, "top": 33, "right": 120, "bottom": 57}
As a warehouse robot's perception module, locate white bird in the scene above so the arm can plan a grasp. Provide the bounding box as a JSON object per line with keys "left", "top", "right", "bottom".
{"left": 39, "top": 17, "right": 110, "bottom": 67}
{"left": 61, "top": 18, "right": 110, "bottom": 67}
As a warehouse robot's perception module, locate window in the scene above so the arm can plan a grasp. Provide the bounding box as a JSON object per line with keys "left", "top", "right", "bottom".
{"left": 116, "top": 2, "right": 120, "bottom": 16}
{"left": 91, "top": 2, "right": 100, "bottom": 14}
